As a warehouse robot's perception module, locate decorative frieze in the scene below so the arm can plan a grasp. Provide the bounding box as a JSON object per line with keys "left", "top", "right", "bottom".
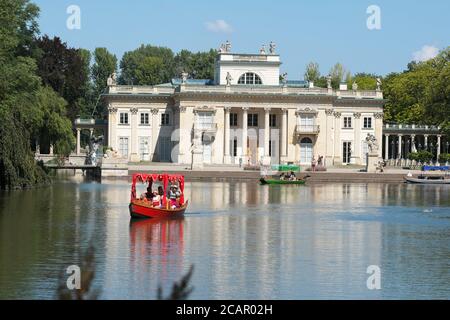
{"left": 374, "top": 112, "right": 384, "bottom": 119}
{"left": 353, "top": 112, "right": 361, "bottom": 119}
{"left": 333, "top": 111, "right": 342, "bottom": 118}
{"left": 130, "top": 107, "right": 139, "bottom": 114}
{"left": 325, "top": 108, "right": 334, "bottom": 116}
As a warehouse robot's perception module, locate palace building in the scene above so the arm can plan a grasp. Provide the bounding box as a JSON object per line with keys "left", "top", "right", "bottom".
{"left": 102, "top": 43, "right": 385, "bottom": 168}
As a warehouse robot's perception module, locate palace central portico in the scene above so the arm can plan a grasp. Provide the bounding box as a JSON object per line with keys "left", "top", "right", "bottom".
{"left": 103, "top": 42, "right": 385, "bottom": 168}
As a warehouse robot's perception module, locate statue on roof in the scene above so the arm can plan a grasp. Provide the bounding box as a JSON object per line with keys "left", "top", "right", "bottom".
{"left": 225, "top": 72, "right": 233, "bottom": 86}
{"left": 260, "top": 44, "right": 266, "bottom": 55}
{"left": 181, "top": 72, "right": 189, "bottom": 84}
{"left": 281, "top": 73, "right": 288, "bottom": 86}
{"left": 376, "top": 78, "right": 382, "bottom": 91}
{"left": 269, "top": 41, "right": 276, "bottom": 54}
{"left": 107, "top": 72, "right": 117, "bottom": 86}
{"left": 326, "top": 75, "right": 332, "bottom": 89}
{"left": 225, "top": 40, "right": 232, "bottom": 52}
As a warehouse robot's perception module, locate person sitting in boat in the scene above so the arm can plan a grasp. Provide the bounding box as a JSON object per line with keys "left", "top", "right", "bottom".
{"left": 168, "top": 185, "right": 182, "bottom": 209}
{"left": 288, "top": 171, "right": 296, "bottom": 181}
{"left": 140, "top": 186, "right": 153, "bottom": 201}
{"left": 152, "top": 191, "right": 161, "bottom": 207}
{"left": 279, "top": 173, "right": 286, "bottom": 181}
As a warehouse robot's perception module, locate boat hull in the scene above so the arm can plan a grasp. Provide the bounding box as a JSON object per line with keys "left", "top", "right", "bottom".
{"left": 129, "top": 200, "right": 188, "bottom": 219}
{"left": 404, "top": 177, "right": 450, "bottom": 184}
{"left": 260, "top": 178, "right": 306, "bottom": 185}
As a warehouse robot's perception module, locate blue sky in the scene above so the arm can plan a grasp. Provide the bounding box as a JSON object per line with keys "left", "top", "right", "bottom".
{"left": 34, "top": 0, "right": 449, "bottom": 78}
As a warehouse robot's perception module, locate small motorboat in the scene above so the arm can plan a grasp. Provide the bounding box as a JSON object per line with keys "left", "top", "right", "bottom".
{"left": 129, "top": 173, "right": 188, "bottom": 219}
{"left": 404, "top": 175, "right": 450, "bottom": 184}
{"left": 260, "top": 178, "right": 307, "bottom": 185}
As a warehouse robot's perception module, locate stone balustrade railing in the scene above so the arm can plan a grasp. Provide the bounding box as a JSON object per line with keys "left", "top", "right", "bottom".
{"left": 107, "top": 85, "right": 382, "bottom": 99}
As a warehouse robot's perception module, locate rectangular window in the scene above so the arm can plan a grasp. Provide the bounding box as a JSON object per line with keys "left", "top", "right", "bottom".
{"left": 161, "top": 113, "right": 170, "bottom": 126}
{"left": 232, "top": 138, "right": 237, "bottom": 157}
{"left": 363, "top": 117, "right": 372, "bottom": 129}
{"left": 230, "top": 113, "right": 238, "bottom": 126}
{"left": 248, "top": 114, "right": 258, "bottom": 127}
{"left": 343, "top": 117, "right": 352, "bottom": 128}
{"left": 119, "top": 113, "right": 129, "bottom": 125}
{"left": 119, "top": 137, "right": 129, "bottom": 157}
{"left": 270, "top": 114, "right": 277, "bottom": 127}
{"left": 197, "top": 112, "right": 214, "bottom": 129}
{"left": 140, "top": 113, "right": 150, "bottom": 125}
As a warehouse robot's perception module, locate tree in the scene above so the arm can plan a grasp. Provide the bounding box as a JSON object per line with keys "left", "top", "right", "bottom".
{"left": 35, "top": 36, "right": 90, "bottom": 120}
{"left": 304, "top": 62, "right": 321, "bottom": 83}
{"left": 383, "top": 47, "right": 450, "bottom": 135}
{"left": 352, "top": 73, "right": 378, "bottom": 90}
{"left": 91, "top": 47, "right": 117, "bottom": 117}
{"left": 329, "top": 63, "right": 349, "bottom": 89}
{"left": 0, "top": 0, "right": 75, "bottom": 190}
{"left": 119, "top": 44, "right": 175, "bottom": 85}
{"left": 174, "top": 49, "right": 216, "bottom": 80}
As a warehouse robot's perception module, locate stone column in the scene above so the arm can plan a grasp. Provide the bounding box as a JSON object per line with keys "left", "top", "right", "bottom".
{"left": 263, "top": 107, "right": 271, "bottom": 165}
{"left": 354, "top": 112, "right": 361, "bottom": 164}
{"left": 325, "top": 109, "right": 334, "bottom": 166}
{"left": 397, "top": 135, "right": 402, "bottom": 159}
{"left": 374, "top": 113, "right": 384, "bottom": 158}
{"left": 49, "top": 144, "right": 54, "bottom": 155}
{"left": 384, "top": 134, "right": 389, "bottom": 161}
{"left": 108, "top": 106, "right": 117, "bottom": 150}
{"left": 130, "top": 107, "right": 140, "bottom": 162}
{"left": 35, "top": 139, "right": 40, "bottom": 155}
{"left": 224, "top": 107, "right": 231, "bottom": 164}
{"left": 333, "top": 111, "right": 342, "bottom": 165}
{"left": 424, "top": 134, "right": 428, "bottom": 150}
{"left": 151, "top": 108, "right": 159, "bottom": 161}
{"left": 241, "top": 107, "right": 249, "bottom": 164}
{"left": 280, "top": 108, "right": 288, "bottom": 163}
{"left": 411, "top": 134, "right": 417, "bottom": 153}
{"left": 76, "top": 128, "right": 81, "bottom": 155}
{"left": 437, "top": 135, "right": 441, "bottom": 160}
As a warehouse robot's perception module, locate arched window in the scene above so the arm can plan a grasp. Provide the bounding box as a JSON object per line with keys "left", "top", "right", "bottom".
{"left": 300, "top": 137, "right": 313, "bottom": 144}
{"left": 238, "top": 72, "right": 262, "bottom": 85}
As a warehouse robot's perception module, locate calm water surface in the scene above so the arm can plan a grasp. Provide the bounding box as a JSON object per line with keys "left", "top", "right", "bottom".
{"left": 0, "top": 176, "right": 449, "bottom": 299}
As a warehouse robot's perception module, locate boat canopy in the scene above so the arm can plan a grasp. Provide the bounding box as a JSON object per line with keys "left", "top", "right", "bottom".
{"left": 271, "top": 164, "right": 300, "bottom": 172}
{"left": 130, "top": 173, "right": 185, "bottom": 206}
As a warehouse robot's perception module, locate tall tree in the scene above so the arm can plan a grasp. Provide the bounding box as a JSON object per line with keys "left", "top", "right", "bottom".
{"left": 91, "top": 47, "right": 117, "bottom": 117}
{"left": 174, "top": 49, "right": 217, "bottom": 79}
{"left": 35, "top": 36, "right": 90, "bottom": 120}
{"left": 304, "top": 62, "right": 321, "bottom": 83}
{"left": 329, "top": 63, "right": 349, "bottom": 89}
{"left": 0, "top": 0, "right": 75, "bottom": 190}
{"left": 119, "top": 44, "right": 175, "bottom": 85}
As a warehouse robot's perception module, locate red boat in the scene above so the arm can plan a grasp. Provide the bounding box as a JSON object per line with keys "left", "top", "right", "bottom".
{"left": 129, "top": 173, "right": 188, "bottom": 219}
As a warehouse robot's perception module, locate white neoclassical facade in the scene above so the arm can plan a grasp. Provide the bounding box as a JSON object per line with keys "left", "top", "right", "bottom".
{"left": 103, "top": 44, "right": 384, "bottom": 168}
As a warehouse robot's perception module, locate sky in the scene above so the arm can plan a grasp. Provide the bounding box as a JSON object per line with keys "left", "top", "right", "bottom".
{"left": 33, "top": 0, "right": 449, "bottom": 78}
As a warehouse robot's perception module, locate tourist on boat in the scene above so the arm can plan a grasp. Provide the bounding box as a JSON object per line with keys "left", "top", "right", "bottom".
{"left": 168, "top": 185, "right": 182, "bottom": 209}
{"left": 279, "top": 173, "right": 286, "bottom": 180}
{"left": 152, "top": 191, "right": 161, "bottom": 207}
{"left": 140, "top": 186, "right": 153, "bottom": 201}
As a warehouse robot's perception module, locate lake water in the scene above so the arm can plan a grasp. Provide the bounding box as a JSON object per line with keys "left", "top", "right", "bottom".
{"left": 0, "top": 176, "right": 449, "bottom": 300}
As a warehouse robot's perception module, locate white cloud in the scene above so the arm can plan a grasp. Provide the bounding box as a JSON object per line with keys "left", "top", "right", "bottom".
{"left": 412, "top": 45, "right": 439, "bottom": 62}
{"left": 205, "top": 20, "right": 233, "bottom": 33}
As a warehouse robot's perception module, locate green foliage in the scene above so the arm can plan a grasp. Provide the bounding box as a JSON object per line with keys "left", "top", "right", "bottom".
{"left": 438, "top": 153, "right": 449, "bottom": 163}
{"left": 92, "top": 47, "right": 117, "bottom": 117}
{"left": 408, "top": 151, "right": 434, "bottom": 164}
{"left": 304, "top": 62, "right": 320, "bottom": 83}
{"left": 174, "top": 49, "right": 217, "bottom": 79}
{"left": 352, "top": 73, "right": 378, "bottom": 90}
{"left": 329, "top": 63, "right": 349, "bottom": 89}
{"left": 383, "top": 47, "right": 450, "bottom": 136}
{"left": 119, "top": 44, "right": 175, "bottom": 85}
{"left": 35, "top": 35, "right": 90, "bottom": 120}
{"left": 0, "top": 0, "right": 74, "bottom": 189}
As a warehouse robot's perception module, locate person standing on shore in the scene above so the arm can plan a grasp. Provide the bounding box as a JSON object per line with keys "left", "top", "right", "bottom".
{"left": 311, "top": 157, "right": 317, "bottom": 172}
